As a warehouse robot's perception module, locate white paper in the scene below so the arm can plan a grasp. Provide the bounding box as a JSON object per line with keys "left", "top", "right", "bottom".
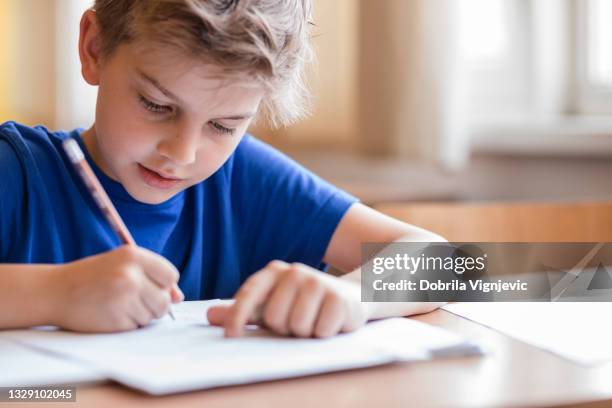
{"left": 0, "top": 338, "right": 104, "bottom": 387}
{"left": 444, "top": 302, "right": 612, "bottom": 365}
{"left": 3, "top": 301, "right": 482, "bottom": 395}
{"left": 0, "top": 299, "right": 229, "bottom": 388}
{"left": 159, "top": 298, "right": 233, "bottom": 325}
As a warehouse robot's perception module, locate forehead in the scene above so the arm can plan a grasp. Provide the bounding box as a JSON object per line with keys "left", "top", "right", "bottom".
{"left": 116, "top": 42, "right": 265, "bottom": 111}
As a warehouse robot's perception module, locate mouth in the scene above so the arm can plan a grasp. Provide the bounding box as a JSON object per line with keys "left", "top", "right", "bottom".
{"left": 137, "top": 164, "right": 185, "bottom": 190}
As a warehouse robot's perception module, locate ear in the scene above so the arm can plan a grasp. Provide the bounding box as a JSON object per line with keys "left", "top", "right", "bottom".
{"left": 78, "top": 9, "right": 103, "bottom": 86}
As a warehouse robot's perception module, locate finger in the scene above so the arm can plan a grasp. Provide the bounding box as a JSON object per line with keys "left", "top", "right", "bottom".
{"left": 111, "top": 316, "right": 139, "bottom": 333}
{"left": 207, "top": 305, "right": 228, "bottom": 326}
{"left": 262, "top": 268, "right": 302, "bottom": 335}
{"left": 139, "top": 278, "right": 171, "bottom": 319}
{"left": 135, "top": 248, "right": 180, "bottom": 288}
{"left": 208, "top": 305, "right": 261, "bottom": 326}
{"left": 128, "top": 297, "right": 155, "bottom": 328}
{"left": 314, "top": 293, "right": 345, "bottom": 338}
{"left": 225, "top": 261, "right": 287, "bottom": 337}
{"left": 170, "top": 283, "right": 184, "bottom": 303}
{"left": 288, "top": 277, "right": 326, "bottom": 337}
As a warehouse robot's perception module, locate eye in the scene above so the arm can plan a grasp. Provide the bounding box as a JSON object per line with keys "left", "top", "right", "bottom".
{"left": 209, "top": 121, "right": 236, "bottom": 136}
{"left": 138, "top": 95, "right": 172, "bottom": 114}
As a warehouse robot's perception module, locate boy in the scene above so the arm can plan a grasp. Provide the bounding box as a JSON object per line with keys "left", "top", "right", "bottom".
{"left": 0, "top": 0, "right": 443, "bottom": 337}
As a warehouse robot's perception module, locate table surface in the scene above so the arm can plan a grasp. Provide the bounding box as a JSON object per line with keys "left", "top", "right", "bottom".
{"left": 13, "top": 309, "right": 612, "bottom": 408}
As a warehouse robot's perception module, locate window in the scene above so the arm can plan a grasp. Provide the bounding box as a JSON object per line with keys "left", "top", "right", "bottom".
{"left": 461, "top": 0, "right": 612, "bottom": 155}
{"left": 575, "top": 0, "right": 612, "bottom": 114}
{"left": 458, "top": 0, "right": 534, "bottom": 124}
{"left": 459, "top": 0, "right": 509, "bottom": 63}
{"left": 585, "top": 0, "right": 612, "bottom": 87}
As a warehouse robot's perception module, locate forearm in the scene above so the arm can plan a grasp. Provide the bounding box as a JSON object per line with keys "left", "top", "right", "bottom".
{"left": 340, "top": 232, "right": 447, "bottom": 319}
{"left": 0, "top": 264, "right": 64, "bottom": 329}
{"left": 341, "top": 268, "right": 445, "bottom": 319}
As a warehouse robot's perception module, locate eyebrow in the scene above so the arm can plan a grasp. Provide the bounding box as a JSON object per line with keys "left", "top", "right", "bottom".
{"left": 138, "top": 70, "right": 182, "bottom": 104}
{"left": 137, "top": 70, "right": 256, "bottom": 120}
{"left": 216, "top": 113, "right": 256, "bottom": 120}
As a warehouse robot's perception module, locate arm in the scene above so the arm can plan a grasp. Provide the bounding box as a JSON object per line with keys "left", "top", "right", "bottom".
{"left": 208, "top": 203, "right": 446, "bottom": 337}
{"left": 324, "top": 203, "right": 447, "bottom": 319}
{"left": 0, "top": 136, "right": 182, "bottom": 332}
{"left": 0, "top": 246, "right": 182, "bottom": 332}
{"left": 0, "top": 264, "right": 63, "bottom": 329}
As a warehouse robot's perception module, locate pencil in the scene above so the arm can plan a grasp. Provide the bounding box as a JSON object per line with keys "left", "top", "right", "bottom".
{"left": 62, "top": 138, "right": 176, "bottom": 321}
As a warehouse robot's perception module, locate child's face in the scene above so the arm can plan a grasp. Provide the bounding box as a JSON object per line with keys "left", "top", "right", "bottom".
{"left": 83, "top": 42, "right": 264, "bottom": 204}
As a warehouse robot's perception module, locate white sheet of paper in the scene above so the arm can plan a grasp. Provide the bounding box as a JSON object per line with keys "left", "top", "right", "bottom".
{"left": 3, "top": 301, "right": 482, "bottom": 395}
{"left": 158, "top": 298, "right": 232, "bottom": 325}
{"left": 0, "top": 338, "right": 104, "bottom": 387}
{"left": 443, "top": 302, "right": 612, "bottom": 365}
{"left": 0, "top": 299, "right": 228, "bottom": 388}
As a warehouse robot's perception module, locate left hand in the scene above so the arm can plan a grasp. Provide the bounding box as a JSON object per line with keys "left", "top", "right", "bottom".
{"left": 207, "top": 260, "right": 371, "bottom": 338}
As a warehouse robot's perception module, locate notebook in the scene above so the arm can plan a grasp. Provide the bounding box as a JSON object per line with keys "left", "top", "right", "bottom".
{"left": 2, "top": 300, "right": 483, "bottom": 395}
{"left": 0, "top": 338, "right": 105, "bottom": 387}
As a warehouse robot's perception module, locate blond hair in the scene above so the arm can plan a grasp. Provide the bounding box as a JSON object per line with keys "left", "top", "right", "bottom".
{"left": 92, "top": 0, "right": 314, "bottom": 127}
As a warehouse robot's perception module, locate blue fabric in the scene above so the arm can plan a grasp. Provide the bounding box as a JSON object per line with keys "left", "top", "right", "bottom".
{"left": 0, "top": 121, "right": 357, "bottom": 300}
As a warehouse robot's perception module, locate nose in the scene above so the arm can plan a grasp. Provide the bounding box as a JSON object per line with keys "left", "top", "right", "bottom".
{"left": 157, "top": 125, "right": 199, "bottom": 166}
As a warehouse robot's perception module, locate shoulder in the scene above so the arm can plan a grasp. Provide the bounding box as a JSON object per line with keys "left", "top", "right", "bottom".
{"left": 229, "top": 133, "right": 358, "bottom": 224}
{"left": 0, "top": 120, "right": 55, "bottom": 143}
{"left": 0, "top": 123, "right": 29, "bottom": 241}
{"left": 230, "top": 134, "right": 319, "bottom": 185}
{"left": 224, "top": 134, "right": 359, "bottom": 271}
{"left": 0, "top": 120, "right": 76, "bottom": 168}
{"left": 233, "top": 134, "right": 294, "bottom": 168}
{"left": 0, "top": 121, "right": 76, "bottom": 206}
{"left": 0, "top": 121, "right": 70, "bottom": 162}
{"left": 0, "top": 122, "right": 29, "bottom": 191}
{"left": 229, "top": 133, "right": 358, "bottom": 202}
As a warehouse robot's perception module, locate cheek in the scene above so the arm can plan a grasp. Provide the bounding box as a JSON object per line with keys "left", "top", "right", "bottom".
{"left": 194, "top": 137, "right": 243, "bottom": 177}
{"left": 97, "top": 120, "right": 152, "bottom": 160}
{"left": 96, "top": 96, "right": 158, "bottom": 159}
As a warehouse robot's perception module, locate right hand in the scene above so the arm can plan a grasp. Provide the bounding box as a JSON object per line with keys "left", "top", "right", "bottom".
{"left": 52, "top": 245, "right": 183, "bottom": 332}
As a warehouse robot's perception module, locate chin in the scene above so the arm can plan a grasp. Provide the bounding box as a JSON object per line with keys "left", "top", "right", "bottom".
{"left": 138, "top": 195, "right": 172, "bottom": 205}
{"left": 127, "top": 186, "right": 179, "bottom": 205}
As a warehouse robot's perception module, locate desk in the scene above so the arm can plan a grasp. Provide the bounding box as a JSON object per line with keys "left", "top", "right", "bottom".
{"left": 16, "top": 309, "right": 612, "bottom": 408}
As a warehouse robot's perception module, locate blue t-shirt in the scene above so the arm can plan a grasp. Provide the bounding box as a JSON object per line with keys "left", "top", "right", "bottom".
{"left": 0, "top": 121, "right": 357, "bottom": 300}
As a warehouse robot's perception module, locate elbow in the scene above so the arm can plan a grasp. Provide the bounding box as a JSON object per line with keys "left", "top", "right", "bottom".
{"left": 397, "top": 230, "right": 448, "bottom": 244}
{"left": 413, "top": 301, "right": 447, "bottom": 315}
{"left": 398, "top": 301, "right": 447, "bottom": 317}
{"left": 427, "top": 233, "right": 447, "bottom": 243}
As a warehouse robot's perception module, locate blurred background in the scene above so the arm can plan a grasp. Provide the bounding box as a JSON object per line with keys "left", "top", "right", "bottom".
{"left": 2, "top": 0, "right": 612, "bottom": 206}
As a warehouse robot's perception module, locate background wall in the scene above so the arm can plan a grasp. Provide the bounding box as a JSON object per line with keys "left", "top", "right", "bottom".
{"left": 0, "top": 1, "right": 56, "bottom": 126}
{"left": 251, "top": 0, "right": 359, "bottom": 151}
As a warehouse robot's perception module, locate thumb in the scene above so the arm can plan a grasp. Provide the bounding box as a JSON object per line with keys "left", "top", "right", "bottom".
{"left": 207, "top": 305, "right": 230, "bottom": 326}
{"left": 170, "top": 283, "right": 184, "bottom": 303}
